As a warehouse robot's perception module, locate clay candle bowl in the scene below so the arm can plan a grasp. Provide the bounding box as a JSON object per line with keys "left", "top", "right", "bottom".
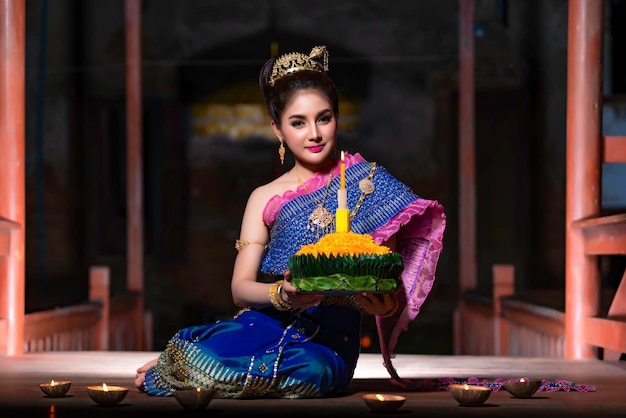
{"left": 362, "top": 393, "right": 406, "bottom": 412}
{"left": 174, "top": 387, "right": 215, "bottom": 410}
{"left": 502, "top": 378, "right": 542, "bottom": 398}
{"left": 449, "top": 384, "right": 492, "bottom": 406}
{"left": 86, "top": 383, "right": 128, "bottom": 406}
{"left": 40, "top": 380, "right": 71, "bottom": 398}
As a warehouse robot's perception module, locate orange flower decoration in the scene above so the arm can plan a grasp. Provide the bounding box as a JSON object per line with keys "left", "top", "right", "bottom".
{"left": 296, "top": 232, "right": 391, "bottom": 257}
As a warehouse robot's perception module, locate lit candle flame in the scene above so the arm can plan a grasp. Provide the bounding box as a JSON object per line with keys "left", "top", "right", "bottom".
{"left": 196, "top": 387, "right": 201, "bottom": 393}
{"left": 375, "top": 394, "right": 385, "bottom": 401}
{"left": 102, "top": 383, "right": 108, "bottom": 392}
{"left": 50, "top": 380, "right": 56, "bottom": 386}
{"left": 464, "top": 384, "right": 470, "bottom": 390}
{"left": 520, "top": 378, "right": 525, "bottom": 383}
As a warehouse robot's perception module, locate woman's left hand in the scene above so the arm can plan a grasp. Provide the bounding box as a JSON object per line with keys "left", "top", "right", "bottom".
{"left": 282, "top": 269, "right": 324, "bottom": 309}
{"left": 354, "top": 292, "right": 399, "bottom": 317}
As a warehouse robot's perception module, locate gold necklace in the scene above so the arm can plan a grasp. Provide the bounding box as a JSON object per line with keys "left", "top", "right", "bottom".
{"left": 350, "top": 163, "right": 376, "bottom": 219}
{"left": 306, "top": 172, "right": 334, "bottom": 237}
{"left": 293, "top": 166, "right": 307, "bottom": 190}
{"left": 305, "top": 162, "right": 377, "bottom": 236}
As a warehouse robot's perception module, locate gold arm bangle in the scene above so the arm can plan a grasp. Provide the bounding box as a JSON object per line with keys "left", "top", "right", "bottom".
{"left": 269, "top": 280, "right": 292, "bottom": 311}
{"left": 235, "top": 239, "right": 268, "bottom": 252}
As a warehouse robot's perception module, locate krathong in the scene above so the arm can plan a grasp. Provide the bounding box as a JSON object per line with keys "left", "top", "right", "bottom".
{"left": 290, "top": 232, "right": 402, "bottom": 294}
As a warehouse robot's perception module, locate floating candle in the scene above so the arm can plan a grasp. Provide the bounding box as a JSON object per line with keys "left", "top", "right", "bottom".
{"left": 86, "top": 383, "right": 128, "bottom": 406}
{"left": 448, "top": 383, "right": 492, "bottom": 406}
{"left": 174, "top": 387, "right": 215, "bottom": 410}
{"left": 502, "top": 378, "right": 541, "bottom": 398}
{"left": 362, "top": 393, "right": 406, "bottom": 412}
{"left": 39, "top": 379, "right": 71, "bottom": 398}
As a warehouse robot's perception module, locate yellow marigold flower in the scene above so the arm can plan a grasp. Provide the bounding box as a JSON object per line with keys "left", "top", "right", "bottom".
{"left": 296, "top": 231, "right": 391, "bottom": 257}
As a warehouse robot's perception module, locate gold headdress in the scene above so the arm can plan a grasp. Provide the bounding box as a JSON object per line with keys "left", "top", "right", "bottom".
{"left": 269, "top": 46, "right": 329, "bottom": 86}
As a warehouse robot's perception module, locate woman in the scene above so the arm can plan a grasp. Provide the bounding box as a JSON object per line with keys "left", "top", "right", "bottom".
{"left": 135, "top": 46, "right": 445, "bottom": 398}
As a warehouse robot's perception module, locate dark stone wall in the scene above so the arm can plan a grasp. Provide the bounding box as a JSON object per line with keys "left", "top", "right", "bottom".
{"left": 23, "top": 0, "right": 584, "bottom": 352}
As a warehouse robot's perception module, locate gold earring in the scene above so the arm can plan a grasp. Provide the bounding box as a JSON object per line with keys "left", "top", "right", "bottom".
{"left": 278, "top": 137, "right": 285, "bottom": 165}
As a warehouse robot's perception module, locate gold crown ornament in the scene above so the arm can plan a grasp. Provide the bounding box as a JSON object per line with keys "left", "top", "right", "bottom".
{"left": 269, "top": 46, "right": 329, "bottom": 86}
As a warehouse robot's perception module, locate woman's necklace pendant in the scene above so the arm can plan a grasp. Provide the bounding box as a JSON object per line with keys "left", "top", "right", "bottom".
{"left": 307, "top": 206, "right": 334, "bottom": 233}
{"left": 359, "top": 178, "right": 375, "bottom": 195}
{"left": 305, "top": 172, "right": 334, "bottom": 236}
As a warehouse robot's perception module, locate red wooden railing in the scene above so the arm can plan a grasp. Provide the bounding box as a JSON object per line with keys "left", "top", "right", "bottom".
{"left": 455, "top": 0, "right": 625, "bottom": 360}
{"left": 0, "top": 0, "right": 147, "bottom": 355}
{"left": 109, "top": 292, "right": 151, "bottom": 351}
{"left": 23, "top": 304, "right": 101, "bottom": 352}
{"left": 454, "top": 264, "right": 566, "bottom": 357}
{"left": 22, "top": 266, "right": 151, "bottom": 353}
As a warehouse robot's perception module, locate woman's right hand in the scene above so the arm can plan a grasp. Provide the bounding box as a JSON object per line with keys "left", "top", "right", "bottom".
{"left": 281, "top": 269, "right": 323, "bottom": 309}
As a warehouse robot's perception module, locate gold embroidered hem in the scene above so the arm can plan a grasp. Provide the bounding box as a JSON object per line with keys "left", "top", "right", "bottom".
{"left": 142, "top": 307, "right": 355, "bottom": 399}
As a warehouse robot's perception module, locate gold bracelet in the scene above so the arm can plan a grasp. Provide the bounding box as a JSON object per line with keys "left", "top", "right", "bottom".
{"left": 269, "top": 280, "right": 292, "bottom": 311}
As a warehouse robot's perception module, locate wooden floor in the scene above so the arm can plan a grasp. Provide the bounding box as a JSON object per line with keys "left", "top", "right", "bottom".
{"left": 0, "top": 352, "right": 625, "bottom": 417}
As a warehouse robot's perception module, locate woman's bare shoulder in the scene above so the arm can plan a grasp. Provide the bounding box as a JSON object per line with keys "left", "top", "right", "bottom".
{"left": 245, "top": 174, "right": 294, "bottom": 211}
{"left": 249, "top": 174, "right": 294, "bottom": 203}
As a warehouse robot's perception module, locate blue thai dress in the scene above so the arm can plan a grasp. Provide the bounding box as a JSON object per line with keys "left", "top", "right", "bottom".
{"left": 142, "top": 152, "right": 445, "bottom": 398}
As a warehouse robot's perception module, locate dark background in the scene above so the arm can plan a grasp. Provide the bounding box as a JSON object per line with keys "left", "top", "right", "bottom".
{"left": 22, "top": 0, "right": 626, "bottom": 353}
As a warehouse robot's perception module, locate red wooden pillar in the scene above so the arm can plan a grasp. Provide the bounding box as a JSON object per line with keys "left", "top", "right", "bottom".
{"left": 0, "top": 0, "right": 26, "bottom": 356}
{"left": 458, "top": 0, "right": 476, "bottom": 294}
{"left": 565, "top": 0, "right": 603, "bottom": 359}
{"left": 89, "top": 266, "right": 110, "bottom": 351}
{"left": 125, "top": 0, "right": 144, "bottom": 350}
{"left": 493, "top": 264, "right": 514, "bottom": 356}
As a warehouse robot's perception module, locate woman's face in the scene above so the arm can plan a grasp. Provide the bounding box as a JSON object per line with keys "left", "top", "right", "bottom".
{"left": 272, "top": 88, "right": 337, "bottom": 169}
